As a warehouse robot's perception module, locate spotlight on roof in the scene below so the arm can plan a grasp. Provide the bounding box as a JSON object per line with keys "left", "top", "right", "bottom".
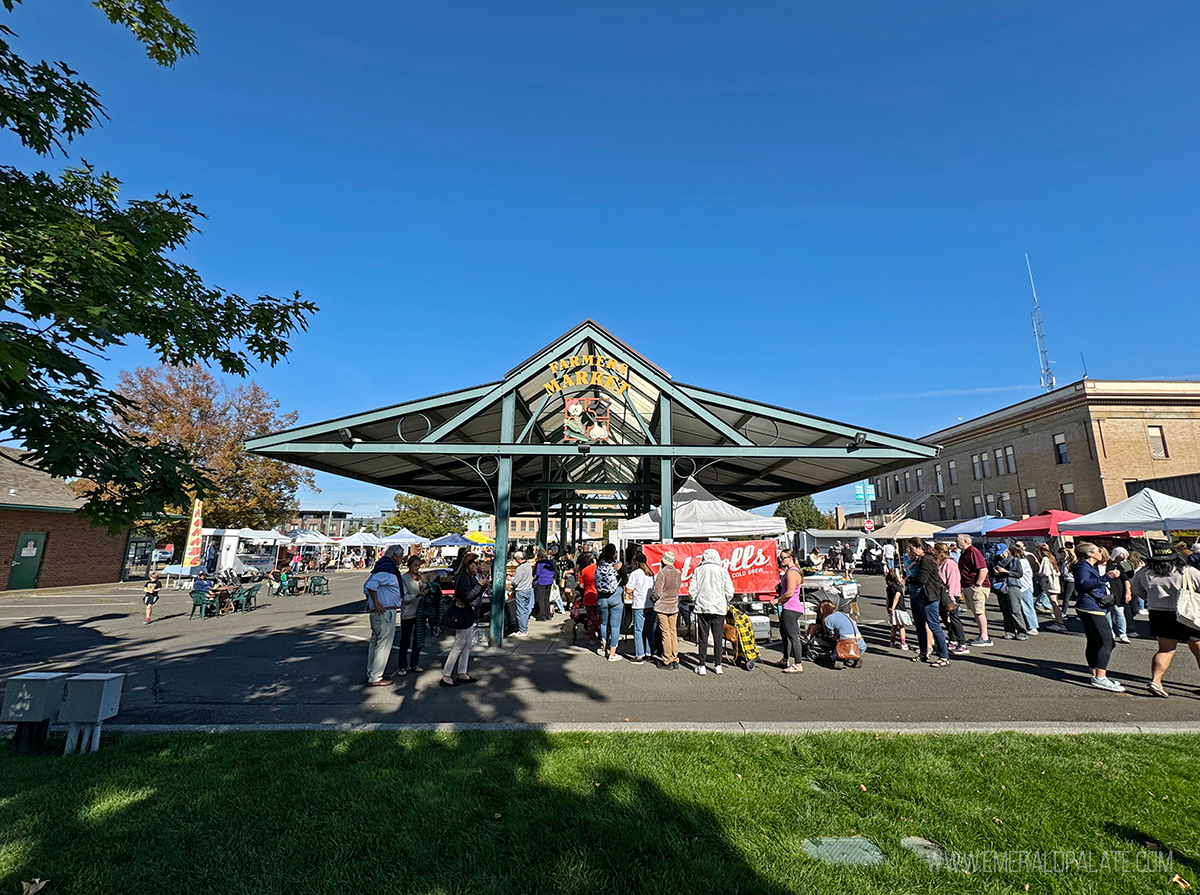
{"left": 339, "top": 428, "right": 362, "bottom": 449}
{"left": 854, "top": 432, "right": 867, "bottom": 446}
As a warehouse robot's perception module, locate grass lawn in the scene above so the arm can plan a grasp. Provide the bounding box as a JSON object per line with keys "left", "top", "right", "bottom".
{"left": 1, "top": 731, "right": 1197, "bottom": 894}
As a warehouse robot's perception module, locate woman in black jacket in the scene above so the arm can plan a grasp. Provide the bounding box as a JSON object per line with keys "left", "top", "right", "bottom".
{"left": 441, "top": 553, "right": 487, "bottom": 687}
{"left": 906, "top": 538, "right": 950, "bottom": 667}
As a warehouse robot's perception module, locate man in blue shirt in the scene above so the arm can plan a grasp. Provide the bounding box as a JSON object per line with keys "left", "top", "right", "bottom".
{"left": 363, "top": 546, "right": 405, "bottom": 686}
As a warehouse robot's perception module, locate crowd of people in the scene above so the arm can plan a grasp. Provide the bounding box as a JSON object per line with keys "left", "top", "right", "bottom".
{"left": 358, "top": 534, "right": 1200, "bottom": 698}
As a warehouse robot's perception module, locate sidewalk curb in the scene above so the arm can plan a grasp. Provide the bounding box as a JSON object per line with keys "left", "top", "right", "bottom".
{"left": 5, "top": 721, "right": 1195, "bottom": 736}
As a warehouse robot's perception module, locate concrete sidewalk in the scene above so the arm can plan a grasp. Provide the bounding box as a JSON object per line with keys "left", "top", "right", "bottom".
{"left": 2, "top": 571, "right": 1198, "bottom": 727}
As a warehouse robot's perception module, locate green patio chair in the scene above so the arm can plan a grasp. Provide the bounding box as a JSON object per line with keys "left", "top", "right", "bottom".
{"left": 190, "top": 589, "right": 216, "bottom": 619}
{"left": 243, "top": 582, "right": 263, "bottom": 609}
{"left": 228, "top": 586, "right": 250, "bottom": 612}
{"left": 309, "top": 575, "right": 330, "bottom": 596}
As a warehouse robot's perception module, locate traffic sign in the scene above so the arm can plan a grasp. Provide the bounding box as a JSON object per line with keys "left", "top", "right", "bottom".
{"left": 863, "top": 519, "right": 875, "bottom": 532}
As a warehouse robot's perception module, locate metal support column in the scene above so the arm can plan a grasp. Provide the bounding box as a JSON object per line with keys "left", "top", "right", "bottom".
{"left": 538, "top": 457, "right": 550, "bottom": 546}
{"left": 559, "top": 492, "right": 568, "bottom": 552}
{"left": 659, "top": 395, "right": 673, "bottom": 542}
{"left": 491, "top": 392, "right": 516, "bottom": 646}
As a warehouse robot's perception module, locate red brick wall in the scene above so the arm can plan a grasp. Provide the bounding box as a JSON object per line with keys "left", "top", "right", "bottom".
{"left": 0, "top": 510, "right": 129, "bottom": 591}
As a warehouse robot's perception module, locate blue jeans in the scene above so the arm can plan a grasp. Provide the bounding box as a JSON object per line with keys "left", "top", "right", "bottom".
{"left": 515, "top": 588, "right": 533, "bottom": 633}
{"left": 911, "top": 591, "right": 948, "bottom": 659}
{"left": 1108, "top": 602, "right": 1127, "bottom": 638}
{"left": 552, "top": 588, "right": 566, "bottom": 613}
{"left": 1018, "top": 588, "right": 1039, "bottom": 633}
{"left": 631, "top": 607, "right": 656, "bottom": 658}
{"left": 597, "top": 592, "right": 623, "bottom": 651}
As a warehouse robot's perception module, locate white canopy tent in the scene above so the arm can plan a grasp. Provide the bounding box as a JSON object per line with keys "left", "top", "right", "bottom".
{"left": 380, "top": 527, "right": 431, "bottom": 546}
{"left": 338, "top": 531, "right": 384, "bottom": 547}
{"left": 286, "top": 529, "right": 335, "bottom": 545}
{"left": 1060, "top": 488, "right": 1200, "bottom": 533}
{"left": 616, "top": 477, "right": 787, "bottom": 542}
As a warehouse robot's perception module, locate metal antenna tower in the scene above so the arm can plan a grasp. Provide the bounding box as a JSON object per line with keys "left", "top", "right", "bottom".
{"left": 1026, "top": 254, "right": 1056, "bottom": 391}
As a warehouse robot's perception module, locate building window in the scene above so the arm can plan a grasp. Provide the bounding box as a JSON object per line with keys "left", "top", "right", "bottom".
{"left": 986, "top": 494, "right": 997, "bottom": 515}
{"left": 948, "top": 460, "right": 958, "bottom": 485}
{"left": 952, "top": 498, "right": 962, "bottom": 519}
{"left": 894, "top": 475, "right": 900, "bottom": 496}
{"left": 938, "top": 501, "right": 947, "bottom": 521}
{"left": 875, "top": 479, "right": 882, "bottom": 500}
{"left": 917, "top": 504, "right": 926, "bottom": 521}
{"left": 510, "top": 520, "right": 517, "bottom": 532}
{"left": 1006, "top": 446, "right": 1016, "bottom": 474}
{"left": 916, "top": 468, "right": 924, "bottom": 490}
{"left": 1000, "top": 492, "right": 1012, "bottom": 516}
{"left": 1053, "top": 433, "right": 1068, "bottom": 465}
{"left": 1148, "top": 426, "right": 1168, "bottom": 459}
{"left": 1025, "top": 487, "right": 1038, "bottom": 515}
{"left": 995, "top": 449, "right": 1007, "bottom": 476}
{"left": 885, "top": 477, "right": 892, "bottom": 500}
{"left": 934, "top": 464, "right": 944, "bottom": 492}
{"left": 971, "top": 454, "right": 982, "bottom": 480}
{"left": 981, "top": 452, "right": 992, "bottom": 478}
{"left": 904, "top": 471, "right": 912, "bottom": 493}
{"left": 1059, "top": 483, "right": 1076, "bottom": 512}
{"left": 973, "top": 495, "right": 983, "bottom": 515}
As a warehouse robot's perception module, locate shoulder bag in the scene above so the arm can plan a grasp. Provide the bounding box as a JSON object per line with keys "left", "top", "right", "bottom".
{"left": 834, "top": 618, "right": 862, "bottom": 661}
{"left": 1176, "top": 570, "right": 1200, "bottom": 632}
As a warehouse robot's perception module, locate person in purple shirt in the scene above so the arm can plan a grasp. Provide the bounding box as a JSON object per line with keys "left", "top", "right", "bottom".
{"left": 533, "top": 549, "right": 557, "bottom": 621}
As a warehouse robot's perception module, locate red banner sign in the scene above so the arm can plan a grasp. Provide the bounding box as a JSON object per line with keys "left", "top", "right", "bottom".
{"left": 642, "top": 540, "right": 779, "bottom": 597}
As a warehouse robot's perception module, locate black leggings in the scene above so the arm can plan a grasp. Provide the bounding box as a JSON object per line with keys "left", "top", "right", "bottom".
{"left": 1079, "top": 611, "right": 1114, "bottom": 671}
{"left": 397, "top": 618, "right": 422, "bottom": 669}
{"left": 780, "top": 608, "right": 805, "bottom": 666}
{"left": 696, "top": 613, "right": 724, "bottom": 667}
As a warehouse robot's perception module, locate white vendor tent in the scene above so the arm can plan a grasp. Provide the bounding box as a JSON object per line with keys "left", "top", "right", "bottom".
{"left": 380, "top": 527, "right": 430, "bottom": 546}
{"left": 286, "top": 529, "right": 335, "bottom": 545}
{"left": 616, "top": 477, "right": 787, "bottom": 542}
{"left": 1060, "top": 488, "right": 1200, "bottom": 533}
{"left": 338, "top": 531, "right": 384, "bottom": 547}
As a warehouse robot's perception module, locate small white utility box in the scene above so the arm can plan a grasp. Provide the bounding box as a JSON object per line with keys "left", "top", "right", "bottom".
{"left": 60, "top": 673, "right": 126, "bottom": 755}
{"left": 1, "top": 672, "right": 69, "bottom": 722}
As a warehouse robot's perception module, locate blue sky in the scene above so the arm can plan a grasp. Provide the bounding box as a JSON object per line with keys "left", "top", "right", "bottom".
{"left": 6, "top": 1, "right": 1197, "bottom": 516}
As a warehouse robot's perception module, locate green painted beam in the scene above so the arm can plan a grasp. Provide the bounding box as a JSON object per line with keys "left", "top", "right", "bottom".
{"left": 659, "top": 394, "right": 673, "bottom": 541}
{"left": 244, "top": 382, "right": 498, "bottom": 450}
{"left": 256, "top": 442, "right": 934, "bottom": 460}
{"left": 491, "top": 391, "right": 516, "bottom": 647}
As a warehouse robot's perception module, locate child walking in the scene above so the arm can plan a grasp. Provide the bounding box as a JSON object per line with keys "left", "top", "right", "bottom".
{"left": 885, "top": 568, "right": 910, "bottom": 650}
{"left": 143, "top": 572, "right": 162, "bottom": 625}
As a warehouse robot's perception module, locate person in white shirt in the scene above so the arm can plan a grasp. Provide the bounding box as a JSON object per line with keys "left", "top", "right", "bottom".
{"left": 690, "top": 549, "right": 734, "bottom": 675}
{"left": 363, "top": 546, "right": 405, "bottom": 686}
{"left": 882, "top": 541, "right": 896, "bottom": 572}
{"left": 625, "top": 553, "right": 657, "bottom": 663}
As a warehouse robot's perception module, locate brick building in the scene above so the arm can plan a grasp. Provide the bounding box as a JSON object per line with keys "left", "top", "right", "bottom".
{"left": 469, "top": 512, "right": 604, "bottom": 545}
{"left": 289, "top": 509, "right": 351, "bottom": 537}
{"left": 0, "top": 448, "right": 131, "bottom": 591}
{"left": 871, "top": 379, "right": 1200, "bottom": 526}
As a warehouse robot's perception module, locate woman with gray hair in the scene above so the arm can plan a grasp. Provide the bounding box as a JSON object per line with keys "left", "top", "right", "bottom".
{"left": 651, "top": 551, "right": 682, "bottom": 670}
{"left": 1072, "top": 542, "right": 1124, "bottom": 692}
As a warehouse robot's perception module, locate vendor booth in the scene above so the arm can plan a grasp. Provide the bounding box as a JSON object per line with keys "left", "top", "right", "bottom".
{"left": 615, "top": 477, "right": 786, "bottom": 543}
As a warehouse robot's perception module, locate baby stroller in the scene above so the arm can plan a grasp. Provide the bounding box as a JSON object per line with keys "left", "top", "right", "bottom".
{"left": 723, "top": 605, "right": 760, "bottom": 671}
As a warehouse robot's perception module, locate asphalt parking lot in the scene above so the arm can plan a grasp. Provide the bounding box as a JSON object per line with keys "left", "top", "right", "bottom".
{"left": 2, "top": 571, "right": 1198, "bottom": 727}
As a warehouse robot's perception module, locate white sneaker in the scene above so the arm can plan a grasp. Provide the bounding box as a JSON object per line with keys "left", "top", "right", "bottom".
{"left": 1116, "top": 635, "right": 1131, "bottom": 644}
{"left": 713, "top": 665, "right": 723, "bottom": 674}
{"left": 1090, "top": 676, "right": 1126, "bottom": 693}
{"left": 695, "top": 665, "right": 707, "bottom": 676}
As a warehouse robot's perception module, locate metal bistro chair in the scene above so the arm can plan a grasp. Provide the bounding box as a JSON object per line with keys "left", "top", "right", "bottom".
{"left": 190, "top": 589, "right": 217, "bottom": 619}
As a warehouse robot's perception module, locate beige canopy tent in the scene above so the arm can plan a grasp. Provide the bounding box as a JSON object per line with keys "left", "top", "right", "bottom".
{"left": 869, "top": 517, "right": 944, "bottom": 540}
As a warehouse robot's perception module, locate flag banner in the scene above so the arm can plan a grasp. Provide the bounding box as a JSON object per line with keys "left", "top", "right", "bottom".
{"left": 642, "top": 540, "right": 779, "bottom": 597}
{"left": 182, "top": 499, "right": 204, "bottom": 569}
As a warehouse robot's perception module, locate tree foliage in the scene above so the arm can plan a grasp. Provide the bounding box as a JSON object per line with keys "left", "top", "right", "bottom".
{"left": 0, "top": 0, "right": 317, "bottom": 530}
{"left": 773, "top": 495, "right": 824, "bottom": 532}
{"left": 382, "top": 494, "right": 469, "bottom": 540}
{"left": 83, "top": 365, "right": 316, "bottom": 545}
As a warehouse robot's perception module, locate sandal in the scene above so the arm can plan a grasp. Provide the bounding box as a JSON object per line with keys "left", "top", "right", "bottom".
{"left": 455, "top": 675, "right": 474, "bottom": 683}
{"left": 928, "top": 658, "right": 950, "bottom": 668}
{"left": 911, "top": 654, "right": 929, "bottom": 663}
{"left": 410, "top": 666, "right": 424, "bottom": 673}
{"left": 782, "top": 665, "right": 803, "bottom": 673}
{"left": 1147, "top": 682, "right": 1170, "bottom": 698}
{"left": 439, "top": 678, "right": 457, "bottom": 688}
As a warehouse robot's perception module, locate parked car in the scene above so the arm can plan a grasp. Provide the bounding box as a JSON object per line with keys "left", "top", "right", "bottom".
{"left": 152, "top": 548, "right": 174, "bottom": 564}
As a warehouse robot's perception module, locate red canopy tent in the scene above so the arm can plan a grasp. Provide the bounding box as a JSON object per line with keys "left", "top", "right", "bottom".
{"left": 988, "top": 510, "right": 1138, "bottom": 539}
